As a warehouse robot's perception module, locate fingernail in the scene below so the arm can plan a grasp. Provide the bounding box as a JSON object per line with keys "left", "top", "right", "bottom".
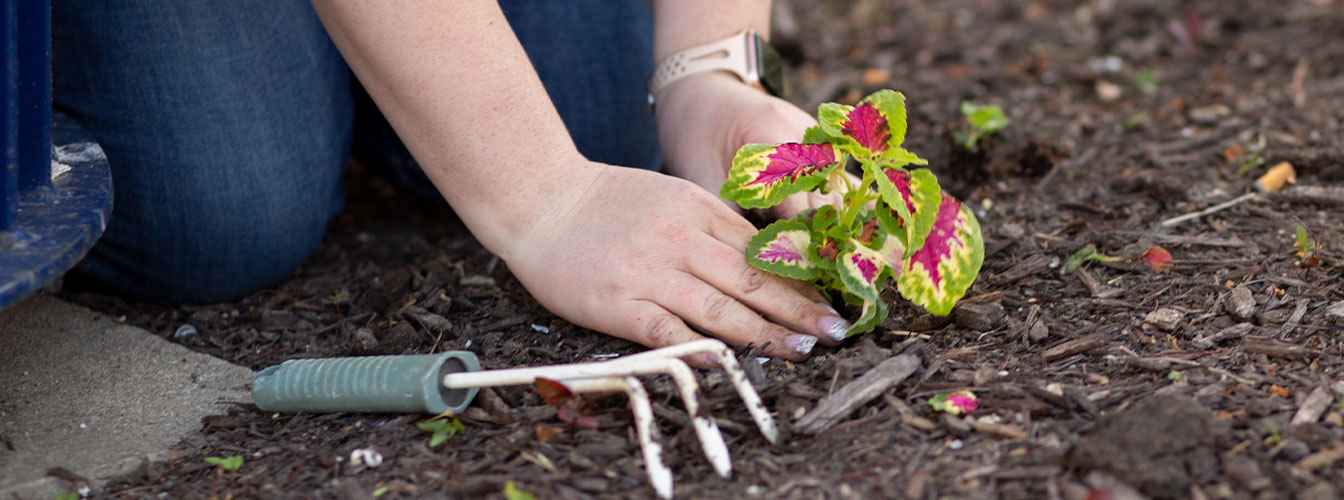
{"left": 785, "top": 334, "right": 817, "bottom": 355}
{"left": 820, "top": 315, "right": 850, "bottom": 341}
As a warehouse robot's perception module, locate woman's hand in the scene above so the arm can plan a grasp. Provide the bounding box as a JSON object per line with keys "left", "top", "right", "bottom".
{"left": 505, "top": 162, "right": 851, "bottom": 361}
{"left": 654, "top": 72, "right": 854, "bottom": 219}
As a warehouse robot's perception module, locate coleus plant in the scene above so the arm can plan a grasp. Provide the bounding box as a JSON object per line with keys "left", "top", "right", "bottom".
{"left": 721, "top": 90, "right": 984, "bottom": 337}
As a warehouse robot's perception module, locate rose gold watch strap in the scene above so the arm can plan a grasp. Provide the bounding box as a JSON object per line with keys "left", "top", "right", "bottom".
{"left": 648, "top": 30, "right": 754, "bottom": 98}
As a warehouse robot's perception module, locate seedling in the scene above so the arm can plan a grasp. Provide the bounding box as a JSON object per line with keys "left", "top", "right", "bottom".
{"left": 1065, "top": 245, "right": 1120, "bottom": 272}
{"left": 721, "top": 90, "right": 985, "bottom": 336}
{"left": 1292, "top": 223, "right": 1320, "bottom": 276}
{"left": 1134, "top": 69, "right": 1159, "bottom": 94}
{"left": 504, "top": 481, "right": 538, "bottom": 500}
{"left": 955, "top": 101, "right": 1010, "bottom": 151}
{"left": 416, "top": 415, "right": 465, "bottom": 447}
{"left": 1232, "top": 134, "right": 1267, "bottom": 177}
{"left": 204, "top": 455, "right": 243, "bottom": 473}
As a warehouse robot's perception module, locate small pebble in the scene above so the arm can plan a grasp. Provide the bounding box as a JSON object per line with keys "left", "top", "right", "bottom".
{"left": 352, "top": 328, "right": 378, "bottom": 353}
{"left": 530, "top": 323, "right": 550, "bottom": 334}
{"left": 1279, "top": 439, "right": 1312, "bottom": 462}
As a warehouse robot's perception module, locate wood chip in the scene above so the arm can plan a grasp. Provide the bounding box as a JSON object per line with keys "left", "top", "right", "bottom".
{"left": 1268, "top": 185, "right": 1344, "bottom": 207}
{"left": 953, "top": 302, "right": 1005, "bottom": 331}
{"left": 1225, "top": 285, "right": 1256, "bottom": 321}
{"left": 900, "top": 412, "right": 938, "bottom": 431}
{"left": 1291, "top": 387, "right": 1335, "bottom": 425}
{"left": 989, "top": 254, "right": 1054, "bottom": 285}
{"left": 967, "top": 417, "right": 1029, "bottom": 440}
{"left": 1143, "top": 307, "right": 1185, "bottom": 331}
{"left": 1043, "top": 333, "right": 1109, "bottom": 362}
{"left": 1193, "top": 323, "right": 1254, "bottom": 349}
{"left": 1241, "top": 338, "right": 1308, "bottom": 359}
{"left": 1326, "top": 301, "right": 1344, "bottom": 320}
{"left": 795, "top": 354, "right": 920, "bottom": 434}
{"left": 1297, "top": 442, "right": 1344, "bottom": 471}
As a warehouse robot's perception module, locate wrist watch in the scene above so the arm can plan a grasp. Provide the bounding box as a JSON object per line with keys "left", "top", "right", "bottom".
{"left": 647, "top": 29, "right": 784, "bottom": 109}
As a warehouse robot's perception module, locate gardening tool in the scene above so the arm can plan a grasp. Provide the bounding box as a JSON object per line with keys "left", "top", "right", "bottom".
{"left": 252, "top": 339, "right": 775, "bottom": 499}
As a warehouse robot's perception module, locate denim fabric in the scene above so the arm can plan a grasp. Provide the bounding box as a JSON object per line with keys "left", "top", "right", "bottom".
{"left": 53, "top": 1, "right": 658, "bottom": 303}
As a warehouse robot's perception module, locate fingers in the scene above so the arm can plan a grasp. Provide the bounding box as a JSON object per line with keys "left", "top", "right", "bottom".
{"left": 617, "top": 299, "right": 706, "bottom": 348}
{"left": 655, "top": 274, "right": 819, "bottom": 362}
{"left": 685, "top": 233, "right": 850, "bottom": 345}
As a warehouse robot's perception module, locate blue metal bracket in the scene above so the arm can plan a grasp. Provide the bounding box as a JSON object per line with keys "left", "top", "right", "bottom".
{"left": 1, "top": 0, "right": 114, "bottom": 309}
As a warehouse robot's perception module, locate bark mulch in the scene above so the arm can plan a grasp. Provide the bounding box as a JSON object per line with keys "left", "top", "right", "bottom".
{"left": 64, "top": 0, "right": 1344, "bottom": 498}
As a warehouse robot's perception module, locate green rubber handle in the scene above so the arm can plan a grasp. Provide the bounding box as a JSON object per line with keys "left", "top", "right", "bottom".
{"left": 251, "top": 352, "right": 480, "bottom": 415}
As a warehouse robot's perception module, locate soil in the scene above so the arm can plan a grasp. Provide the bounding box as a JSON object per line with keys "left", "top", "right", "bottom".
{"left": 64, "top": 0, "right": 1344, "bottom": 498}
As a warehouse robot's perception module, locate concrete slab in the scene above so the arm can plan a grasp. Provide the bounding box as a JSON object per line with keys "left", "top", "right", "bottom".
{"left": 0, "top": 295, "right": 253, "bottom": 499}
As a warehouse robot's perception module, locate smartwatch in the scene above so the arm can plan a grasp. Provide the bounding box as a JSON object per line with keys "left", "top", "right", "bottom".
{"left": 647, "top": 30, "right": 784, "bottom": 109}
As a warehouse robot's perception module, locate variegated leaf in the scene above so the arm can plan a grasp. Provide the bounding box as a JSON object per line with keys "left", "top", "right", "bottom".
{"left": 816, "top": 90, "right": 925, "bottom": 165}
{"left": 844, "top": 299, "right": 888, "bottom": 337}
{"left": 875, "top": 168, "right": 942, "bottom": 256}
{"left": 745, "top": 220, "right": 820, "bottom": 281}
{"left": 722, "top": 142, "right": 844, "bottom": 209}
{"left": 897, "top": 194, "right": 984, "bottom": 316}
{"left": 872, "top": 232, "right": 906, "bottom": 282}
{"left": 837, "top": 242, "right": 887, "bottom": 303}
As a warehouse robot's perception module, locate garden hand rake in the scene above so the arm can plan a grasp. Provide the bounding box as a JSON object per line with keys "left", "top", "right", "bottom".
{"left": 253, "top": 338, "right": 776, "bottom": 499}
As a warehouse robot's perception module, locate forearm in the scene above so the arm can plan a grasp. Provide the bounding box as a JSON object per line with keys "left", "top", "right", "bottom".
{"left": 310, "top": 0, "right": 595, "bottom": 259}
{"left": 651, "top": 0, "right": 771, "bottom": 61}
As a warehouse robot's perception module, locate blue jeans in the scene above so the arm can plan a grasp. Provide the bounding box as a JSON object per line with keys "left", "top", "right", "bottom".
{"left": 53, "top": 1, "right": 660, "bottom": 304}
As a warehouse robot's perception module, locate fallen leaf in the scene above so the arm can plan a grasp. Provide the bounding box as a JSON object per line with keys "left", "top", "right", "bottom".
{"left": 862, "top": 67, "right": 890, "bottom": 86}
{"left": 534, "top": 377, "right": 572, "bottom": 406}
{"left": 930, "top": 390, "right": 979, "bottom": 415}
{"left": 535, "top": 425, "right": 564, "bottom": 442}
{"left": 1141, "top": 246, "right": 1173, "bottom": 272}
{"left": 1271, "top": 384, "right": 1291, "bottom": 399}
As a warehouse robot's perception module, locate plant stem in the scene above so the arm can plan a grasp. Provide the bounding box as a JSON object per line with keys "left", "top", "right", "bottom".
{"left": 838, "top": 163, "right": 875, "bottom": 230}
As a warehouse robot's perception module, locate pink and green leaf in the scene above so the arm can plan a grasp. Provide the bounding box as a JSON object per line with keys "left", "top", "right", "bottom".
{"left": 745, "top": 220, "right": 820, "bottom": 281}
{"left": 722, "top": 142, "right": 845, "bottom": 209}
{"left": 837, "top": 242, "right": 887, "bottom": 303}
{"left": 872, "top": 232, "right": 906, "bottom": 282}
{"left": 896, "top": 194, "right": 984, "bottom": 316}
{"left": 817, "top": 90, "right": 912, "bottom": 160}
{"left": 875, "top": 168, "right": 942, "bottom": 256}
{"left": 844, "top": 299, "right": 888, "bottom": 337}
{"left": 929, "top": 390, "right": 979, "bottom": 415}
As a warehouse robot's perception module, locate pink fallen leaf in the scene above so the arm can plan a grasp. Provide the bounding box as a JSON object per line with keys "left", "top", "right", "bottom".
{"left": 534, "top": 377, "right": 572, "bottom": 407}
{"left": 1141, "top": 246, "right": 1173, "bottom": 272}
{"left": 929, "top": 390, "right": 979, "bottom": 415}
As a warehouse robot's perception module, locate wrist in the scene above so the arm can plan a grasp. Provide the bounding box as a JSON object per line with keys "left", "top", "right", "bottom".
{"left": 438, "top": 151, "right": 601, "bottom": 262}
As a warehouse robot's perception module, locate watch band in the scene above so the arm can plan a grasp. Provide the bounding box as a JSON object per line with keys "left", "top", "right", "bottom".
{"left": 648, "top": 30, "right": 760, "bottom": 99}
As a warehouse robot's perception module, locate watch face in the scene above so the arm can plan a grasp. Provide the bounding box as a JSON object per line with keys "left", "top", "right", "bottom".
{"left": 754, "top": 33, "right": 785, "bottom": 96}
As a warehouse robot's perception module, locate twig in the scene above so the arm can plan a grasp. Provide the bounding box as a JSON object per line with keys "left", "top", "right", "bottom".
{"left": 1043, "top": 333, "right": 1109, "bottom": 362}
{"left": 1160, "top": 192, "right": 1258, "bottom": 227}
{"left": 795, "top": 354, "right": 921, "bottom": 434}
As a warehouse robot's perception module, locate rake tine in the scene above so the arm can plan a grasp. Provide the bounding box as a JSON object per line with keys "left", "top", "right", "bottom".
{"left": 563, "top": 376, "right": 672, "bottom": 500}
{"left": 615, "top": 339, "right": 779, "bottom": 444}
{"left": 443, "top": 356, "right": 732, "bottom": 476}
{"left": 602, "top": 357, "right": 731, "bottom": 477}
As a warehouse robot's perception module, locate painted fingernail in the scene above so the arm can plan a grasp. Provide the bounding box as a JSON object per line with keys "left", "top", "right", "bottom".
{"left": 785, "top": 334, "right": 817, "bottom": 355}
{"left": 820, "top": 315, "right": 850, "bottom": 342}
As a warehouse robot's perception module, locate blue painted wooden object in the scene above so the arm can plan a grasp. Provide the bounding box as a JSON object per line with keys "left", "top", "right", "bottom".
{"left": 1, "top": 0, "right": 113, "bottom": 308}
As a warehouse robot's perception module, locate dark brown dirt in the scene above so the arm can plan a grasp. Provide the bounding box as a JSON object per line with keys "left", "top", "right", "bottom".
{"left": 63, "top": 0, "right": 1344, "bottom": 499}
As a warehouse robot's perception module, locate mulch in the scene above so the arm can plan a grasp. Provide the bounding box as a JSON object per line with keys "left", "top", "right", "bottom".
{"left": 64, "top": 0, "right": 1344, "bottom": 498}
